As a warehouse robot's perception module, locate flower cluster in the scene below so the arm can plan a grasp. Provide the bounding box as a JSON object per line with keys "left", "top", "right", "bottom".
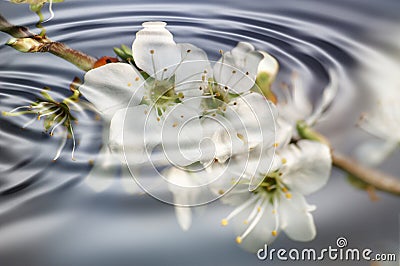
{"left": 79, "top": 21, "right": 334, "bottom": 252}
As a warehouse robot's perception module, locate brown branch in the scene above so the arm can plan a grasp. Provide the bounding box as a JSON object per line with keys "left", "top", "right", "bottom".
{"left": 0, "top": 14, "right": 96, "bottom": 71}
{"left": 0, "top": 14, "right": 34, "bottom": 38}
{"left": 332, "top": 151, "right": 400, "bottom": 196}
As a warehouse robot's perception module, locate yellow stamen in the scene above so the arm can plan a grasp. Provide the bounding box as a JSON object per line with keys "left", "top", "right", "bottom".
{"left": 281, "top": 158, "right": 287, "bottom": 164}
{"left": 272, "top": 230, "right": 277, "bottom": 236}
{"left": 285, "top": 193, "right": 292, "bottom": 199}
{"left": 127, "top": 82, "right": 132, "bottom": 87}
{"left": 243, "top": 220, "right": 248, "bottom": 224}
{"left": 236, "top": 236, "right": 242, "bottom": 244}
{"left": 273, "top": 142, "right": 279, "bottom": 148}
{"left": 221, "top": 219, "right": 228, "bottom": 226}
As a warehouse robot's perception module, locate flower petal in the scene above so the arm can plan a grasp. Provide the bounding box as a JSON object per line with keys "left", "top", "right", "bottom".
{"left": 231, "top": 196, "right": 278, "bottom": 253}
{"left": 275, "top": 117, "right": 293, "bottom": 149}
{"left": 166, "top": 167, "right": 193, "bottom": 231}
{"left": 225, "top": 93, "right": 277, "bottom": 149}
{"left": 231, "top": 42, "right": 256, "bottom": 67}
{"left": 175, "top": 206, "right": 192, "bottom": 231}
{"left": 306, "top": 69, "right": 338, "bottom": 125}
{"left": 257, "top": 51, "right": 279, "bottom": 83}
{"left": 110, "top": 105, "right": 162, "bottom": 165}
{"left": 279, "top": 140, "right": 332, "bottom": 195}
{"left": 132, "top": 21, "right": 181, "bottom": 79}
{"left": 208, "top": 163, "right": 248, "bottom": 204}
{"left": 213, "top": 42, "right": 263, "bottom": 94}
{"left": 279, "top": 192, "right": 316, "bottom": 241}
{"left": 222, "top": 93, "right": 277, "bottom": 190}
{"left": 162, "top": 102, "right": 203, "bottom": 166}
{"left": 201, "top": 114, "right": 243, "bottom": 163}
{"left": 80, "top": 63, "right": 144, "bottom": 119}
{"left": 278, "top": 74, "right": 312, "bottom": 125}
{"left": 175, "top": 43, "right": 212, "bottom": 97}
{"left": 164, "top": 167, "right": 209, "bottom": 231}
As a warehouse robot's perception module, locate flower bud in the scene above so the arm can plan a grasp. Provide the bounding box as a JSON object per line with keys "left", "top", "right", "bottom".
{"left": 6, "top": 37, "right": 42, "bottom": 53}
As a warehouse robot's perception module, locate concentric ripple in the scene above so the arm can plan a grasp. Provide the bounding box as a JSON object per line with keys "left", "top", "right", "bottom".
{"left": 1, "top": 0, "right": 399, "bottom": 215}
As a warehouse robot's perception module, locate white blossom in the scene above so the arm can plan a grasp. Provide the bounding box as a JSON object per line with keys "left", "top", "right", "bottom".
{"left": 212, "top": 140, "right": 331, "bottom": 252}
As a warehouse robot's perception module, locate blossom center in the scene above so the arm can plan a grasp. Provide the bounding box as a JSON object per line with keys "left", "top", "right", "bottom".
{"left": 255, "top": 171, "right": 291, "bottom": 199}
{"left": 144, "top": 78, "right": 182, "bottom": 110}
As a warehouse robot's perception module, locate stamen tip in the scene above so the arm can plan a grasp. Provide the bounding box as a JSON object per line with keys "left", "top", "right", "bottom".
{"left": 272, "top": 230, "right": 278, "bottom": 237}
{"left": 236, "top": 236, "right": 242, "bottom": 244}
{"left": 221, "top": 219, "right": 228, "bottom": 226}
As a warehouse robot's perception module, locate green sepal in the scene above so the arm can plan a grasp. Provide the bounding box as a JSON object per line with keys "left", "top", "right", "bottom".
{"left": 253, "top": 72, "right": 277, "bottom": 104}
{"left": 113, "top": 44, "right": 133, "bottom": 62}
{"left": 296, "top": 120, "right": 329, "bottom": 146}
{"left": 40, "top": 89, "right": 55, "bottom": 102}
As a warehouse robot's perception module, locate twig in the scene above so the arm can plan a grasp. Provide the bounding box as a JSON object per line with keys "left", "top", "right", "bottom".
{"left": 0, "top": 14, "right": 33, "bottom": 38}
{"left": 332, "top": 151, "right": 400, "bottom": 196}
{"left": 0, "top": 14, "right": 96, "bottom": 71}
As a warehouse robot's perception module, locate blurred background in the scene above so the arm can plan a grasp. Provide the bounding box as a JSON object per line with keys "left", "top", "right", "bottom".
{"left": 0, "top": 0, "right": 399, "bottom": 265}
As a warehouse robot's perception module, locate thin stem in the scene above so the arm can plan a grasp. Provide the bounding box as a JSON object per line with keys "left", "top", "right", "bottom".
{"left": 0, "top": 13, "right": 96, "bottom": 71}
{"left": 331, "top": 151, "right": 400, "bottom": 196}
{"left": 35, "top": 10, "right": 46, "bottom": 37}
{"left": 0, "top": 14, "right": 33, "bottom": 38}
